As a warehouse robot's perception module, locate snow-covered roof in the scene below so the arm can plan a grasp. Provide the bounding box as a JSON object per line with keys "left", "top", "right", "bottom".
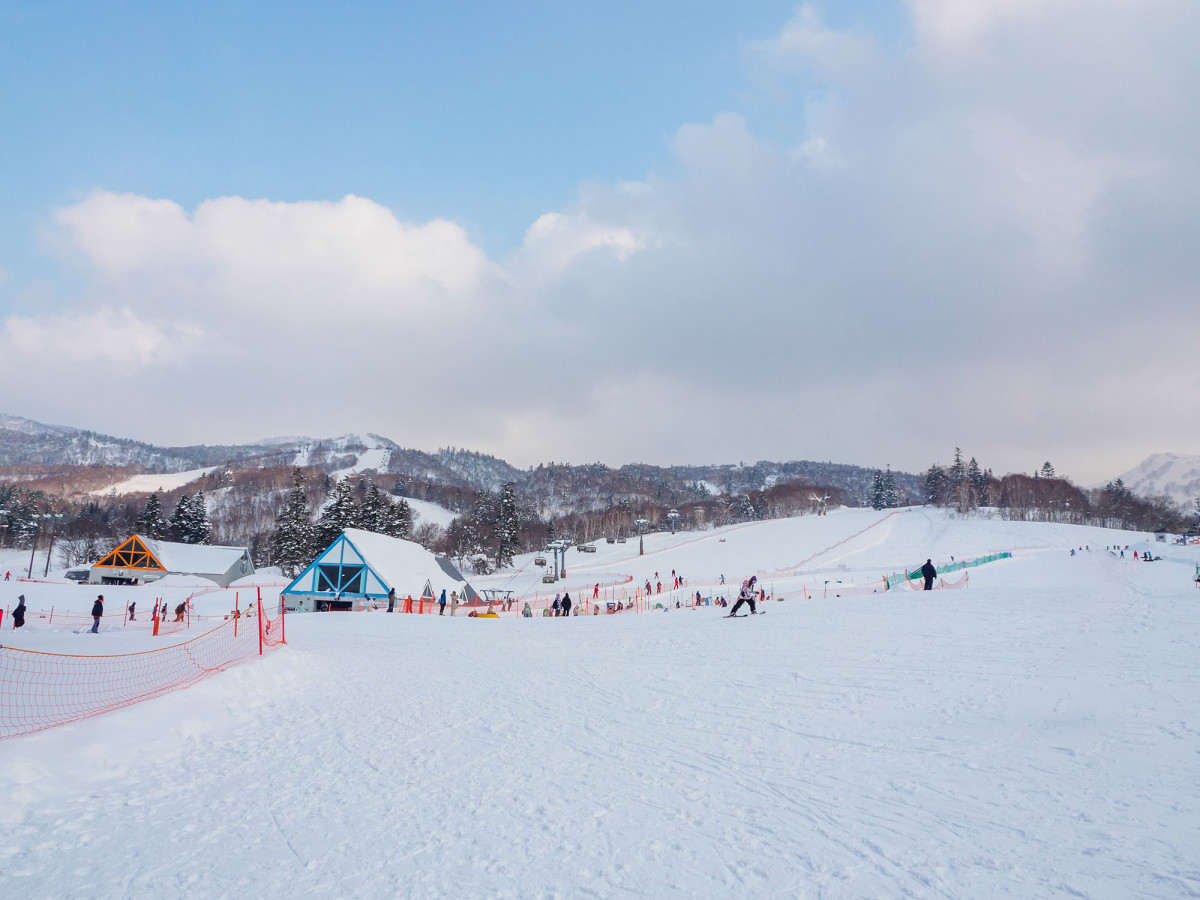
{"left": 284, "top": 528, "right": 471, "bottom": 600}
{"left": 142, "top": 538, "right": 249, "bottom": 576}
{"left": 340, "top": 528, "right": 469, "bottom": 599}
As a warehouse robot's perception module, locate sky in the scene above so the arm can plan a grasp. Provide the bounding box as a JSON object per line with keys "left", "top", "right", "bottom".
{"left": 1, "top": 0, "right": 1197, "bottom": 482}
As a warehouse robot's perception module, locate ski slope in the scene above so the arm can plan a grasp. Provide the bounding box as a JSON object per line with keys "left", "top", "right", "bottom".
{"left": 2, "top": 511, "right": 1199, "bottom": 897}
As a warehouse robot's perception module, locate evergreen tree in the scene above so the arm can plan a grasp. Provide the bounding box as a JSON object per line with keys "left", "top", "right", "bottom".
{"left": 882, "top": 466, "right": 900, "bottom": 508}
{"left": 948, "top": 448, "right": 966, "bottom": 492}
{"left": 496, "top": 482, "right": 519, "bottom": 568}
{"left": 924, "top": 464, "right": 948, "bottom": 506}
{"left": 967, "top": 458, "right": 988, "bottom": 507}
{"left": 870, "top": 469, "right": 885, "bottom": 510}
{"left": 316, "top": 478, "right": 360, "bottom": 548}
{"left": 358, "top": 483, "right": 385, "bottom": 533}
{"left": 169, "top": 493, "right": 210, "bottom": 543}
{"left": 1040, "top": 461, "right": 1055, "bottom": 479}
{"left": 271, "top": 469, "right": 316, "bottom": 577}
{"left": 134, "top": 492, "right": 170, "bottom": 540}
{"left": 382, "top": 495, "right": 413, "bottom": 539}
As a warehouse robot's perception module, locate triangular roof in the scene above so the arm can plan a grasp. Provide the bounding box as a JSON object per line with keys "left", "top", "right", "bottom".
{"left": 283, "top": 528, "right": 474, "bottom": 600}
{"left": 94, "top": 536, "right": 167, "bottom": 571}
{"left": 92, "top": 535, "right": 250, "bottom": 576}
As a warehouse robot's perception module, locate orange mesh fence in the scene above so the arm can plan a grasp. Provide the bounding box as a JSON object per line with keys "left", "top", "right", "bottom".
{"left": 0, "top": 601, "right": 283, "bottom": 740}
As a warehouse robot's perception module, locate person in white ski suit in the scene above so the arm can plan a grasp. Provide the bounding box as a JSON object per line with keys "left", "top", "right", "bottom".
{"left": 729, "top": 577, "right": 758, "bottom": 616}
{"left": 449, "top": 591, "right": 460, "bottom": 616}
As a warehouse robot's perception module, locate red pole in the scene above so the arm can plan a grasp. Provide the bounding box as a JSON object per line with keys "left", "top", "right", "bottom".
{"left": 258, "top": 598, "right": 264, "bottom": 656}
{"left": 49, "top": 606, "right": 53, "bottom": 625}
{"left": 280, "top": 594, "right": 286, "bottom": 644}
{"left": 235, "top": 593, "right": 239, "bottom": 637}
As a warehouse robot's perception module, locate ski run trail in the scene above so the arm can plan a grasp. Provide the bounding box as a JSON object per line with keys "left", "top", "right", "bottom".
{"left": 2, "top": 507, "right": 1199, "bottom": 898}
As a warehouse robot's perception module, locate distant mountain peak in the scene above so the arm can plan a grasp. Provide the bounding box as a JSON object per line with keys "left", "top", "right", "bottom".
{"left": 1114, "top": 453, "right": 1200, "bottom": 509}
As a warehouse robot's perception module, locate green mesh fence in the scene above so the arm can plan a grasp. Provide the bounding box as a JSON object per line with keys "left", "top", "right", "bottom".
{"left": 884, "top": 551, "right": 1012, "bottom": 590}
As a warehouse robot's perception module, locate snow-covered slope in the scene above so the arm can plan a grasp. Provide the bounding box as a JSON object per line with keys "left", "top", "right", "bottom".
{"left": 1115, "top": 452, "right": 1200, "bottom": 510}
{"left": 2, "top": 512, "right": 1198, "bottom": 897}
{"left": 88, "top": 465, "right": 218, "bottom": 496}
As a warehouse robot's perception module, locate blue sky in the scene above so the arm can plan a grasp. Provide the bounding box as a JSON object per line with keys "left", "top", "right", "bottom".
{"left": 0, "top": 1, "right": 1196, "bottom": 481}
{"left": 1, "top": 0, "right": 899, "bottom": 284}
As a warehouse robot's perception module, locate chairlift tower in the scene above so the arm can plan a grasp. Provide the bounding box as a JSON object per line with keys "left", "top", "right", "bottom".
{"left": 667, "top": 509, "right": 680, "bottom": 535}
{"left": 635, "top": 518, "right": 649, "bottom": 556}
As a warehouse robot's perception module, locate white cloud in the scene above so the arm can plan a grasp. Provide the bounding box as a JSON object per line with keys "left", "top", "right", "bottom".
{"left": 0, "top": 307, "right": 200, "bottom": 374}
{"left": 3, "top": 3, "right": 1198, "bottom": 481}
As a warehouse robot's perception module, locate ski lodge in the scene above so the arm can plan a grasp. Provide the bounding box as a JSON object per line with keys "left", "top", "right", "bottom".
{"left": 89, "top": 535, "right": 255, "bottom": 587}
{"left": 282, "top": 528, "right": 477, "bottom": 612}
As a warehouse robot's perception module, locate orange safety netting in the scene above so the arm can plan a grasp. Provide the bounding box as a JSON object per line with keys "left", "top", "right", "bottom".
{"left": 0, "top": 602, "right": 284, "bottom": 740}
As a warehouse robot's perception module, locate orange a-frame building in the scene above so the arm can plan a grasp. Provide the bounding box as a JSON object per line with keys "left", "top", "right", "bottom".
{"left": 89, "top": 534, "right": 254, "bottom": 586}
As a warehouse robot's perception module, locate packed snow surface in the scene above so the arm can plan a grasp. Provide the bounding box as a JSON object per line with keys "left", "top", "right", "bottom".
{"left": 2, "top": 510, "right": 1199, "bottom": 897}
{"left": 406, "top": 496, "right": 456, "bottom": 528}
{"left": 89, "top": 465, "right": 217, "bottom": 496}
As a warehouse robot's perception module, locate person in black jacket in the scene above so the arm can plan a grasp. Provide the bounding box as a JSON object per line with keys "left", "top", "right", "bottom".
{"left": 561, "top": 593, "right": 572, "bottom": 617}
{"left": 90, "top": 595, "right": 104, "bottom": 633}
{"left": 920, "top": 559, "right": 937, "bottom": 591}
{"left": 12, "top": 595, "right": 26, "bottom": 629}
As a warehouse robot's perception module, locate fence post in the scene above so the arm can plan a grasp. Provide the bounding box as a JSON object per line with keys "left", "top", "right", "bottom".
{"left": 258, "top": 599, "right": 264, "bottom": 656}
{"left": 234, "top": 593, "right": 239, "bottom": 638}
{"left": 152, "top": 612, "right": 160, "bottom": 637}
{"left": 280, "top": 595, "right": 286, "bottom": 644}
{"left": 49, "top": 606, "right": 53, "bottom": 625}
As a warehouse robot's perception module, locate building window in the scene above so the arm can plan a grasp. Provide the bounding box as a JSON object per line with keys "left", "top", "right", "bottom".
{"left": 317, "top": 564, "right": 365, "bottom": 594}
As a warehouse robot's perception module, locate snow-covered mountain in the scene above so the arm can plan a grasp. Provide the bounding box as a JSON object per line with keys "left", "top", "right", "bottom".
{"left": 1114, "top": 453, "right": 1200, "bottom": 511}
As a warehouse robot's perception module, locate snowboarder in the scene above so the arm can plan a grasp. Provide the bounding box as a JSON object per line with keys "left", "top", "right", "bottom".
{"left": 174, "top": 602, "right": 186, "bottom": 622}
{"left": 522, "top": 602, "right": 532, "bottom": 618}
{"left": 128, "top": 600, "right": 136, "bottom": 621}
{"left": 90, "top": 595, "right": 104, "bottom": 633}
{"left": 12, "top": 595, "right": 26, "bottom": 629}
{"left": 593, "top": 583, "right": 599, "bottom": 599}
{"left": 729, "top": 577, "right": 758, "bottom": 616}
{"left": 439, "top": 589, "right": 447, "bottom": 615}
{"left": 921, "top": 559, "right": 937, "bottom": 591}
{"left": 561, "top": 593, "right": 572, "bottom": 617}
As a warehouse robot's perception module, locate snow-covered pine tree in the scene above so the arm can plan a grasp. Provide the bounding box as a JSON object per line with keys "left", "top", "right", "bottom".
{"left": 134, "top": 492, "right": 170, "bottom": 540}
{"left": 316, "top": 478, "right": 360, "bottom": 548}
{"left": 870, "top": 469, "right": 885, "bottom": 510}
{"left": 496, "top": 482, "right": 519, "bottom": 568}
{"left": 271, "top": 469, "right": 316, "bottom": 577}
{"left": 882, "top": 466, "right": 901, "bottom": 508}
{"left": 169, "top": 493, "right": 193, "bottom": 542}
{"left": 358, "top": 483, "right": 385, "bottom": 534}
{"left": 170, "top": 491, "right": 211, "bottom": 544}
{"left": 1040, "top": 461, "right": 1055, "bottom": 479}
{"left": 382, "top": 495, "right": 413, "bottom": 539}
{"left": 967, "top": 458, "right": 989, "bottom": 507}
{"left": 924, "top": 464, "right": 947, "bottom": 506}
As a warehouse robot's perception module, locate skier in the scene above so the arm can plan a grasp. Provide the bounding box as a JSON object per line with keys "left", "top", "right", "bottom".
{"left": 439, "top": 588, "right": 447, "bottom": 616}
{"left": 90, "top": 594, "right": 104, "bottom": 633}
{"left": 593, "top": 583, "right": 599, "bottom": 599}
{"left": 522, "top": 602, "right": 532, "bottom": 618}
{"left": 128, "top": 600, "right": 136, "bottom": 621}
{"left": 173, "top": 602, "right": 186, "bottom": 622}
{"left": 12, "top": 595, "right": 26, "bottom": 629}
{"left": 552, "top": 594, "right": 561, "bottom": 616}
{"left": 561, "top": 593, "right": 572, "bottom": 617}
{"left": 386, "top": 588, "right": 395, "bottom": 613}
{"left": 921, "top": 559, "right": 937, "bottom": 591}
{"left": 728, "top": 577, "right": 758, "bottom": 616}
{"left": 449, "top": 591, "right": 460, "bottom": 616}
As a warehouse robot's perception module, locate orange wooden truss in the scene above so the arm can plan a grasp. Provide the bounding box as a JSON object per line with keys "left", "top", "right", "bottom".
{"left": 93, "top": 536, "right": 168, "bottom": 572}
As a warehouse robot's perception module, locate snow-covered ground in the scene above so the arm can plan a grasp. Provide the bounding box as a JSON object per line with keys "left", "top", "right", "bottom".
{"left": 88, "top": 465, "right": 218, "bottom": 496}
{"left": 3, "top": 510, "right": 1199, "bottom": 897}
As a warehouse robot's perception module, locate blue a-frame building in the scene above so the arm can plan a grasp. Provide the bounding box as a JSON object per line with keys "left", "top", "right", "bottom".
{"left": 282, "top": 528, "right": 475, "bottom": 612}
